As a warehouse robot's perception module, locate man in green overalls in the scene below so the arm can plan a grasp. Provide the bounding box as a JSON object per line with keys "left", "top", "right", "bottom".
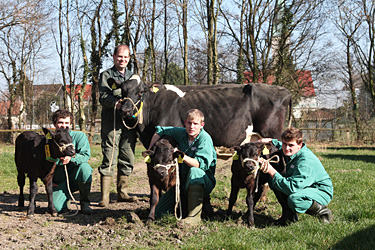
{"left": 259, "top": 127, "right": 333, "bottom": 225}
{"left": 52, "top": 109, "right": 93, "bottom": 214}
{"left": 98, "top": 44, "right": 137, "bottom": 207}
{"left": 148, "top": 109, "right": 217, "bottom": 225}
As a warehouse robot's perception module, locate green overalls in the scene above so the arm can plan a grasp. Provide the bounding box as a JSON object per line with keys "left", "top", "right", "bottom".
{"left": 269, "top": 139, "right": 333, "bottom": 213}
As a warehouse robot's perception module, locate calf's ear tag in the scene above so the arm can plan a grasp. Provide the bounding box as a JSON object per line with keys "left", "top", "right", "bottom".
{"left": 111, "top": 83, "right": 117, "bottom": 90}
{"left": 46, "top": 132, "right": 52, "bottom": 140}
{"left": 152, "top": 86, "right": 159, "bottom": 93}
{"left": 262, "top": 147, "right": 270, "bottom": 155}
{"left": 144, "top": 155, "right": 151, "bottom": 163}
{"left": 45, "top": 145, "right": 51, "bottom": 157}
{"left": 178, "top": 155, "right": 184, "bottom": 164}
{"left": 232, "top": 152, "right": 239, "bottom": 160}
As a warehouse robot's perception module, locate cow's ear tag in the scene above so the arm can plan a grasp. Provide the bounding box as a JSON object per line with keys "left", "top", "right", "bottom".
{"left": 45, "top": 145, "right": 51, "bottom": 158}
{"left": 46, "top": 132, "right": 52, "bottom": 140}
{"left": 262, "top": 147, "right": 270, "bottom": 155}
{"left": 152, "top": 86, "right": 159, "bottom": 93}
{"left": 178, "top": 155, "right": 184, "bottom": 164}
{"left": 111, "top": 83, "right": 117, "bottom": 90}
{"left": 232, "top": 152, "right": 239, "bottom": 160}
{"left": 144, "top": 155, "right": 151, "bottom": 163}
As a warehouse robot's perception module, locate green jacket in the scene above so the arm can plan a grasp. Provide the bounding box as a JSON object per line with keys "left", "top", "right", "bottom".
{"left": 99, "top": 66, "right": 133, "bottom": 121}
{"left": 270, "top": 139, "right": 333, "bottom": 198}
{"left": 155, "top": 126, "right": 217, "bottom": 184}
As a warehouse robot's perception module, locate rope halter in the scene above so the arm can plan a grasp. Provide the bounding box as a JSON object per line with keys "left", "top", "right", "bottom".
{"left": 153, "top": 162, "right": 177, "bottom": 173}
{"left": 241, "top": 156, "right": 260, "bottom": 175}
{"left": 53, "top": 139, "right": 75, "bottom": 155}
{"left": 117, "top": 97, "right": 141, "bottom": 130}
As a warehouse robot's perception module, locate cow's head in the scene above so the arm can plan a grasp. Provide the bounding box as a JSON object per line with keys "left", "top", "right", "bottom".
{"left": 42, "top": 127, "right": 75, "bottom": 158}
{"left": 108, "top": 75, "right": 149, "bottom": 119}
{"left": 142, "top": 138, "right": 184, "bottom": 180}
{"left": 233, "top": 143, "right": 263, "bottom": 174}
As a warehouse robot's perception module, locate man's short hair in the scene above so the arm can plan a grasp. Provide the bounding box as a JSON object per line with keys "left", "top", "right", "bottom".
{"left": 185, "top": 109, "right": 205, "bottom": 123}
{"left": 52, "top": 109, "right": 73, "bottom": 125}
{"left": 113, "top": 44, "right": 130, "bottom": 56}
{"left": 281, "top": 127, "right": 303, "bottom": 144}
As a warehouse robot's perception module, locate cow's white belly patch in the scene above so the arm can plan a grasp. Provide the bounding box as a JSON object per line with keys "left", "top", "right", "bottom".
{"left": 165, "top": 85, "right": 186, "bottom": 97}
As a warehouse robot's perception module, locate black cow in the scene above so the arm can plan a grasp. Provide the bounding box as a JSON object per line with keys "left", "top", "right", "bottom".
{"left": 109, "top": 75, "right": 292, "bottom": 149}
{"left": 142, "top": 136, "right": 184, "bottom": 223}
{"left": 15, "top": 127, "right": 76, "bottom": 216}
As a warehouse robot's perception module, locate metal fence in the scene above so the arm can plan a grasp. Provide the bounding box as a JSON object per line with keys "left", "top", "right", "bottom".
{"left": 1, "top": 128, "right": 374, "bottom": 145}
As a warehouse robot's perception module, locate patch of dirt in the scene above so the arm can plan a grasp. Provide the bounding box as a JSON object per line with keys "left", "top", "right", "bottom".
{"left": 1, "top": 159, "right": 251, "bottom": 249}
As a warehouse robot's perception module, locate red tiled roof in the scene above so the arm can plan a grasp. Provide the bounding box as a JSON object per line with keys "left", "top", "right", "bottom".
{"left": 244, "top": 70, "right": 315, "bottom": 97}
{"left": 0, "top": 100, "right": 22, "bottom": 116}
{"left": 66, "top": 85, "right": 92, "bottom": 101}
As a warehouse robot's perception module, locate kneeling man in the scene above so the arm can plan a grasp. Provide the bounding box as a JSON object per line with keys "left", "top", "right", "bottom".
{"left": 258, "top": 127, "right": 333, "bottom": 225}
{"left": 148, "top": 109, "right": 217, "bottom": 225}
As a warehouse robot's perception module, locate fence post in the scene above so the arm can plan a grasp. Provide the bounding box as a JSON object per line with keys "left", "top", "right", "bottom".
{"left": 346, "top": 131, "right": 350, "bottom": 145}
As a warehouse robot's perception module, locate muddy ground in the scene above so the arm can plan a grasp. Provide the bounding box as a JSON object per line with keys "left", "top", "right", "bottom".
{"left": 1, "top": 159, "right": 261, "bottom": 249}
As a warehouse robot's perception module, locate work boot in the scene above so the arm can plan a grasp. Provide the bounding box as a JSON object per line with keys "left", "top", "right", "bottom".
{"left": 117, "top": 175, "right": 137, "bottom": 202}
{"left": 78, "top": 182, "right": 93, "bottom": 215}
{"left": 273, "top": 189, "right": 298, "bottom": 226}
{"left": 180, "top": 185, "right": 204, "bottom": 225}
{"left": 306, "top": 200, "right": 333, "bottom": 224}
{"left": 99, "top": 175, "right": 112, "bottom": 207}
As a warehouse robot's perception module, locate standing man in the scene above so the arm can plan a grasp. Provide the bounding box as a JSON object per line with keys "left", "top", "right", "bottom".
{"left": 52, "top": 109, "right": 93, "bottom": 214}
{"left": 148, "top": 109, "right": 217, "bottom": 225}
{"left": 98, "top": 44, "right": 137, "bottom": 207}
{"left": 258, "top": 127, "right": 333, "bottom": 225}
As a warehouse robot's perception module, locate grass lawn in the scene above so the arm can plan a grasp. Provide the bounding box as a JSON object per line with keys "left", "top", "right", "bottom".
{"left": 1, "top": 142, "right": 374, "bottom": 249}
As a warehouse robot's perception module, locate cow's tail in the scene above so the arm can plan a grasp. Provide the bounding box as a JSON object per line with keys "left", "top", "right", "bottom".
{"left": 287, "top": 96, "right": 293, "bottom": 128}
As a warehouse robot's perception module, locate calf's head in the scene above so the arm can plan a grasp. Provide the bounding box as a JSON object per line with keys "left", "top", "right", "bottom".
{"left": 142, "top": 139, "right": 184, "bottom": 179}
{"left": 233, "top": 143, "right": 263, "bottom": 174}
{"left": 108, "top": 75, "right": 148, "bottom": 119}
{"left": 42, "top": 127, "right": 75, "bottom": 158}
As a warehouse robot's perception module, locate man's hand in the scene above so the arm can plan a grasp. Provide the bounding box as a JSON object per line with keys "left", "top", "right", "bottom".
{"left": 60, "top": 156, "right": 71, "bottom": 165}
{"left": 258, "top": 158, "right": 277, "bottom": 178}
{"left": 259, "top": 158, "right": 270, "bottom": 173}
{"left": 115, "top": 101, "right": 122, "bottom": 110}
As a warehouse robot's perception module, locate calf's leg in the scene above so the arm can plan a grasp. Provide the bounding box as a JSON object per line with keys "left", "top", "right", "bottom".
{"left": 45, "top": 178, "right": 57, "bottom": 216}
{"left": 17, "top": 171, "right": 25, "bottom": 207}
{"left": 147, "top": 185, "right": 160, "bottom": 223}
{"left": 227, "top": 181, "right": 240, "bottom": 216}
{"left": 246, "top": 186, "right": 255, "bottom": 227}
{"left": 27, "top": 178, "right": 38, "bottom": 216}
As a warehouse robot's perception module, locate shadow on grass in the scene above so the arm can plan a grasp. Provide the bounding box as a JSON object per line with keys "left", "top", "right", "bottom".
{"left": 329, "top": 224, "right": 375, "bottom": 249}
{"left": 323, "top": 154, "right": 375, "bottom": 164}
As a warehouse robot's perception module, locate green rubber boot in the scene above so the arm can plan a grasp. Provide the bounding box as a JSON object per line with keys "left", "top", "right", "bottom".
{"left": 98, "top": 175, "right": 112, "bottom": 207}
{"left": 78, "top": 182, "right": 93, "bottom": 215}
{"left": 306, "top": 200, "right": 333, "bottom": 224}
{"left": 180, "top": 185, "right": 204, "bottom": 225}
{"left": 117, "top": 175, "right": 137, "bottom": 202}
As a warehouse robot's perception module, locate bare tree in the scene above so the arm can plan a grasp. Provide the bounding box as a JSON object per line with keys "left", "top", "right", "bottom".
{"left": 332, "top": 0, "right": 363, "bottom": 141}
{"left": 220, "top": 0, "right": 326, "bottom": 94}
{"left": 0, "top": 0, "right": 49, "bottom": 137}
{"left": 354, "top": 0, "right": 375, "bottom": 106}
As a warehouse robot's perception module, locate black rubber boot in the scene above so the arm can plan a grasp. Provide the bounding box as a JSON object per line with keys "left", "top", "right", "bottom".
{"left": 306, "top": 200, "right": 333, "bottom": 224}
{"left": 273, "top": 189, "right": 298, "bottom": 226}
